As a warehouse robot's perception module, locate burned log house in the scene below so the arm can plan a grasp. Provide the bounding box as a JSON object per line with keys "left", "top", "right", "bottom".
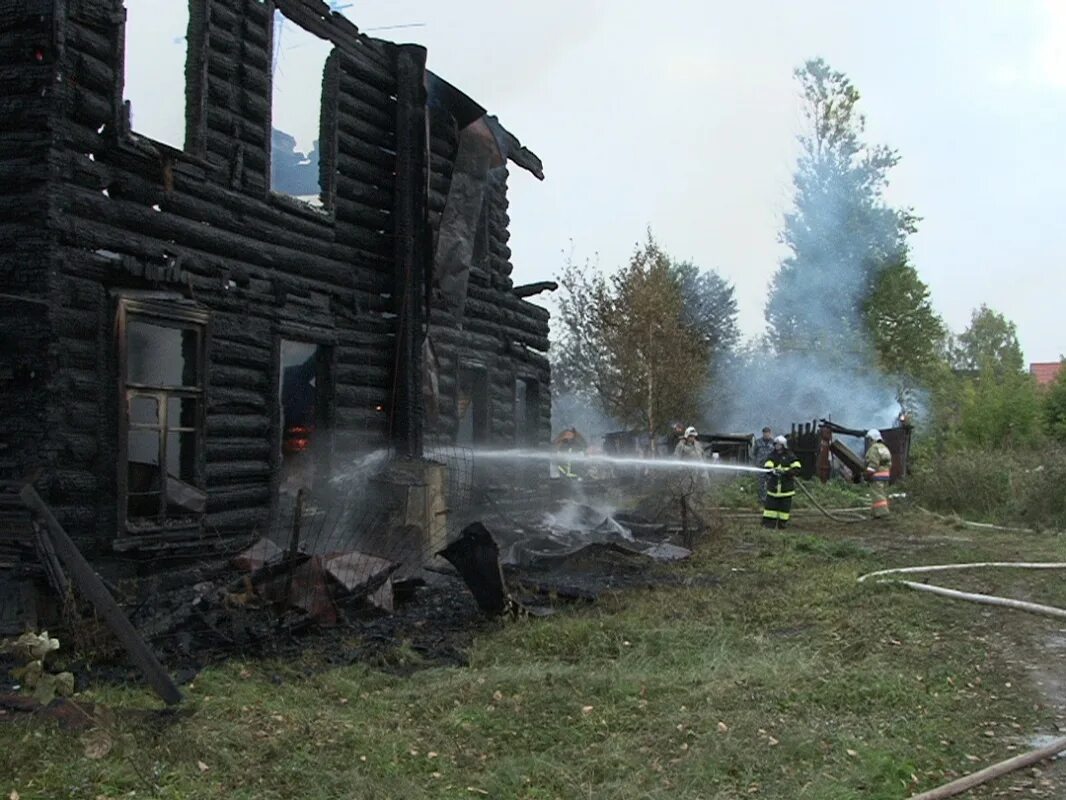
{"left": 0, "top": 0, "right": 551, "bottom": 594}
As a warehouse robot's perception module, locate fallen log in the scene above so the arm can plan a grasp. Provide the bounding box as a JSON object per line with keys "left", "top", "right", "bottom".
{"left": 19, "top": 485, "right": 183, "bottom": 706}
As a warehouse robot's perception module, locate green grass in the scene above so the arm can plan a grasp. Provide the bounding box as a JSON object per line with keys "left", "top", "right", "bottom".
{"left": 702, "top": 474, "right": 874, "bottom": 513}
{"left": 2, "top": 516, "right": 1064, "bottom": 799}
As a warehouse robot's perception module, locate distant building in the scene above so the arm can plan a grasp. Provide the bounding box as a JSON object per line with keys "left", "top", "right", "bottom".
{"left": 1030, "top": 362, "right": 1064, "bottom": 387}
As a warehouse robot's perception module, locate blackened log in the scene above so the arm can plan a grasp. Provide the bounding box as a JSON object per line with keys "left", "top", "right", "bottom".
{"left": 513, "top": 281, "right": 558, "bottom": 299}
{"left": 206, "top": 438, "right": 272, "bottom": 463}
{"left": 336, "top": 68, "right": 397, "bottom": 114}
{"left": 205, "top": 461, "right": 271, "bottom": 483}
{"left": 210, "top": 364, "right": 267, "bottom": 391}
{"left": 336, "top": 93, "right": 394, "bottom": 141}
{"left": 207, "top": 414, "right": 270, "bottom": 437}
{"left": 19, "top": 486, "right": 183, "bottom": 706}
{"left": 205, "top": 507, "right": 268, "bottom": 531}
{"left": 207, "top": 485, "right": 271, "bottom": 512}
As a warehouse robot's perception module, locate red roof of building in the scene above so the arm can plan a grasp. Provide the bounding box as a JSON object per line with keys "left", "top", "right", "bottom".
{"left": 1030, "top": 362, "right": 1064, "bottom": 386}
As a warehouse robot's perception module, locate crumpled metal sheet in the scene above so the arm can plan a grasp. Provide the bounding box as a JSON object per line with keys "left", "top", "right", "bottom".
{"left": 434, "top": 120, "right": 497, "bottom": 318}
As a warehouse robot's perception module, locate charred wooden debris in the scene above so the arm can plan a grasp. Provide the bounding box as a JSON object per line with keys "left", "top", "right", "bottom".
{"left": 0, "top": 0, "right": 559, "bottom": 672}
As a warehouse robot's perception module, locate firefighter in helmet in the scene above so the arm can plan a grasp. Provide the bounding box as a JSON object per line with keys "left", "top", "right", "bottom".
{"left": 762, "top": 435, "right": 802, "bottom": 529}
{"left": 864, "top": 429, "right": 893, "bottom": 518}
{"left": 552, "top": 426, "right": 587, "bottom": 479}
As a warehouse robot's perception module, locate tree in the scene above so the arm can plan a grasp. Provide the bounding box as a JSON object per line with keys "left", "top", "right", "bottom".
{"left": 1042, "top": 360, "right": 1066, "bottom": 437}
{"left": 552, "top": 234, "right": 713, "bottom": 437}
{"left": 951, "top": 304, "right": 1025, "bottom": 377}
{"left": 936, "top": 306, "right": 1041, "bottom": 449}
{"left": 865, "top": 262, "right": 948, "bottom": 386}
{"left": 671, "top": 261, "right": 740, "bottom": 358}
{"left": 767, "top": 59, "right": 917, "bottom": 358}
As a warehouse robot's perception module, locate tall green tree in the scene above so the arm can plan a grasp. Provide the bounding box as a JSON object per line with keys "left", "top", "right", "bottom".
{"left": 553, "top": 234, "right": 720, "bottom": 436}
{"left": 951, "top": 304, "right": 1025, "bottom": 377}
{"left": 672, "top": 261, "right": 740, "bottom": 358}
{"left": 937, "top": 305, "right": 1042, "bottom": 449}
{"left": 767, "top": 58, "right": 917, "bottom": 357}
{"left": 865, "top": 262, "right": 948, "bottom": 391}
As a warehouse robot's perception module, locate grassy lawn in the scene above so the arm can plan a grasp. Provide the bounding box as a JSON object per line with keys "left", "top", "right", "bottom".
{"left": 2, "top": 512, "right": 1064, "bottom": 799}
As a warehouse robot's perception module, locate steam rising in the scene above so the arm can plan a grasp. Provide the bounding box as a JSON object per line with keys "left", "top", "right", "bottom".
{"left": 706, "top": 347, "right": 905, "bottom": 435}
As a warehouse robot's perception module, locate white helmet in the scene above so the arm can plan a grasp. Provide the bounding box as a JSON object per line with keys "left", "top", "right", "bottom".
{"left": 866, "top": 429, "right": 882, "bottom": 441}
{"left": 684, "top": 426, "right": 698, "bottom": 438}
{"left": 773, "top": 435, "right": 787, "bottom": 445}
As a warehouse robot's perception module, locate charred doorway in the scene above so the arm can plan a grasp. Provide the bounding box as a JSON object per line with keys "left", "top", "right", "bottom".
{"left": 278, "top": 341, "right": 333, "bottom": 501}
{"left": 514, "top": 378, "right": 540, "bottom": 446}
{"left": 456, "top": 364, "right": 489, "bottom": 446}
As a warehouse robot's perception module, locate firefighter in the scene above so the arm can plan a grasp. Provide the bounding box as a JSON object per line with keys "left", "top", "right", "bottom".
{"left": 552, "top": 426, "right": 587, "bottom": 479}
{"left": 762, "top": 435, "right": 802, "bottom": 529}
{"left": 663, "top": 422, "right": 686, "bottom": 457}
{"left": 864, "top": 429, "right": 893, "bottom": 518}
{"left": 674, "top": 426, "right": 705, "bottom": 461}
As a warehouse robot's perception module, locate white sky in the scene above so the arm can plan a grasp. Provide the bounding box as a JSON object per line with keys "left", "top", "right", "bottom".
{"left": 123, "top": 1, "right": 1066, "bottom": 363}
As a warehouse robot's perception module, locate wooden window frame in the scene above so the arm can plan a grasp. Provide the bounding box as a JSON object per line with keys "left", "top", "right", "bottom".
{"left": 116, "top": 298, "right": 209, "bottom": 536}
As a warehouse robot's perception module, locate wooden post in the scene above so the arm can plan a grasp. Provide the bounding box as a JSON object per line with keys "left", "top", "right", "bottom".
{"left": 19, "top": 486, "right": 183, "bottom": 706}
{"left": 284, "top": 488, "right": 306, "bottom": 604}
{"left": 390, "top": 44, "right": 430, "bottom": 458}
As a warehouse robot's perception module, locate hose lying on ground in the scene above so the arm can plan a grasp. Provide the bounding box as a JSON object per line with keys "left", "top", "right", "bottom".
{"left": 859, "top": 562, "right": 1066, "bottom": 620}
{"left": 858, "top": 562, "right": 1066, "bottom": 797}
{"left": 916, "top": 506, "right": 1038, "bottom": 534}
{"left": 794, "top": 479, "right": 868, "bottom": 523}
{"left": 907, "top": 735, "right": 1066, "bottom": 800}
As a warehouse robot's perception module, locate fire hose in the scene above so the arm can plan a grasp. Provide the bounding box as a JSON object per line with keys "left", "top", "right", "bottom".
{"left": 857, "top": 562, "right": 1066, "bottom": 798}
{"left": 794, "top": 478, "right": 869, "bottom": 523}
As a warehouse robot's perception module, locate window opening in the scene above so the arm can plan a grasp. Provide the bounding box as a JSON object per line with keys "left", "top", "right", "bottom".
{"left": 457, "top": 366, "right": 489, "bottom": 446}
{"left": 123, "top": 0, "right": 190, "bottom": 149}
{"left": 279, "top": 340, "right": 330, "bottom": 497}
{"left": 122, "top": 310, "right": 206, "bottom": 532}
{"left": 271, "top": 9, "right": 332, "bottom": 206}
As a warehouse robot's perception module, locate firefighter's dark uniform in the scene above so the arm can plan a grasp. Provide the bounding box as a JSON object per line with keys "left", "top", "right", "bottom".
{"left": 762, "top": 449, "right": 802, "bottom": 529}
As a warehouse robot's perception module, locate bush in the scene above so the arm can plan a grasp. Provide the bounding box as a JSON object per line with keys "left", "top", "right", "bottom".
{"left": 906, "top": 443, "right": 1066, "bottom": 528}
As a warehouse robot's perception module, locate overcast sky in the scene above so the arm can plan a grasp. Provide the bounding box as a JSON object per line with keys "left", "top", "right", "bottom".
{"left": 127, "top": 1, "right": 1066, "bottom": 364}
{"left": 352, "top": 0, "right": 1066, "bottom": 364}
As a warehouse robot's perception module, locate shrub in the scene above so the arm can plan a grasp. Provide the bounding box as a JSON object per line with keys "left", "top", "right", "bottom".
{"left": 906, "top": 443, "right": 1066, "bottom": 528}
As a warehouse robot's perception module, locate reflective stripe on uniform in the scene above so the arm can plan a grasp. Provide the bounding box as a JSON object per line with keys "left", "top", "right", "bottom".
{"left": 767, "top": 491, "right": 796, "bottom": 498}
{"left": 872, "top": 499, "right": 889, "bottom": 509}
{"left": 763, "top": 509, "right": 781, "bottom": 520}
{"left": 872, "top": 470, "right": 890, "bottom": 481}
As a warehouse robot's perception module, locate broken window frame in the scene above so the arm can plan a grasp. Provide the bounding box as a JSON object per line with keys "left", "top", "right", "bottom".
{"left": 116, "top": 298, "right": 208, "bottom": 536}
{"left": 117, "top": 0, "right": 209, "bottom": 155}
{"left": 266, "top": 2, "right": 339, "bottom": 213}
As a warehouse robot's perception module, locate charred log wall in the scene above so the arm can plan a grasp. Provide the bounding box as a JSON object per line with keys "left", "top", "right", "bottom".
{"left": 37, "top": 0, "right": 402, "bottom": 549}
{"left": 0, "top": 0, "right": 550, "bottom": 554}
{"left": 0, "top": 4, "right": 58, "bottom": 488}
{"left": 426, "top": 117, "right": 551, "bottom": 452}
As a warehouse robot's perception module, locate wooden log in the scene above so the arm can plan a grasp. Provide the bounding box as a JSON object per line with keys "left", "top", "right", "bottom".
{"left": 205, "top": 461, "right": 272, "bottom": 483}
{"left": 205, "top": 438, "right": 273, "bottom": 463}
{"left": 207, "top": 413, "right": 270, "bottom": 437}
{"left": 205, "top": 506, "right": 268, "bottom": 531}
{"left": 335, "top": 93, "right": 394, "bottom": 141}
{"left": 210, "top": 364, "right": 267, "bottom": 391}
{"left": 207, "top": 485, "right": 271, "bottom": 512}
{"left": 19, "top": 485, "right": 183, "bottom": 706}
{"left": 337, "top": 68, "right": 397, "bottom": 115}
